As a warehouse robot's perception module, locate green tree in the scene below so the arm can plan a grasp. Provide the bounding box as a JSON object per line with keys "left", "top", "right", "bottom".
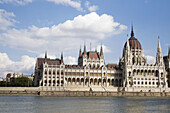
{"left": 0, "top": 81, "right": 6, "bottom": 87}
{"left": 10, "top": 77, "right": 32, "bottom": 87}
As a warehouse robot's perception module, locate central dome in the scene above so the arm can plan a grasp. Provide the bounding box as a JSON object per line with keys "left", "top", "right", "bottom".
{"left": 129, "top": 36, "right": 142, "bottom": 49}
{"left": 124, "top": 26, "right": 142, "bottom": 50}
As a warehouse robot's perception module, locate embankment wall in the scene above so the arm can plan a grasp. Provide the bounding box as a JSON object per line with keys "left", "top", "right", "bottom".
{"left": 0, "top": 87, "right": 170, "bottom": 97}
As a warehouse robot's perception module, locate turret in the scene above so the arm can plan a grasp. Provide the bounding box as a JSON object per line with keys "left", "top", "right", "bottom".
{"left": 100, "top": 44, "right": 103, "bottom": 56}
{"left": 84, "top": 43, "right": 86, "bottom": 55}
{"left": 125, "top": 35, "right": 131, "bottom": 65}
{"left": 61, "top": 52, "right": 64, "bottom": 64}
{"left": 45, "top": 51, "right": 47, "bottom": 59}
{"left": 79, "top": 46, "right": 82, "bottom": 57}
{"left": 126, "top": 35, "right": 130, "bottom": 51}
{"left": 156, "top": 37, "right": 164, "bottom": 65}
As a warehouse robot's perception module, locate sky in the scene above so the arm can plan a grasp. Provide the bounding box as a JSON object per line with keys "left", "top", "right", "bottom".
{"left": 0, "top": 0, "right": 170, "bottom": 78}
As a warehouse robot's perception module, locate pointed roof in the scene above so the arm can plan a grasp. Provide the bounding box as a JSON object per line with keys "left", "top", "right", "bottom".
{"left": 157, "top": 36, "right": 162, "bottom": 53}
{"left": 61, "top": 52, "right": 64, "bottom": 64}
{"left": 100, "top": 44, "right": 103, "bottom": 56}
{"left": 131, "top": 25, "right": 134, "bottom": 37}
{"left": 84, "top": 42, "right": 86, "bottom": 55}
{"left": 45, "top": 51, "right": 47, "bottom": 59}
{"left": 79, "top": 46, "right": 82, "bottom": 57}
{"left": 156, "top": 37, "right": 164, "bottom": 64}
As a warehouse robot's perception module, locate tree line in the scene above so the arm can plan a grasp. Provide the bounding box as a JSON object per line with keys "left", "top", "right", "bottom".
{"left": 0, "top": 77, "right": 33, "bottom": 87}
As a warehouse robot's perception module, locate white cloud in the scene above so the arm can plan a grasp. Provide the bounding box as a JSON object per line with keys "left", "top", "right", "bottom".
{"left": 46, "top": 0, "right": 83, "bottom": 11}
{"left": 40, "top": 53, "right": 77, "bottom": 65}
{"left": 0, "top": 9, "right": 16, "bottom": 31}
{"left": 0, "top": 52, "right": 35, "bottom": 78}
{"left": 64, "top": 56, "right": 77, "bottom": 64}
{"left": 39, "top": 53, "right": 58, "bottom": 59}
{"left": 85, "top": 1, "right": 98, "bottom": 12}
{"left": 0, "top": 52, "right": 77, "bottom": 77}
{"left": 146, "top": 55, "right": 156, "bottom": 64}
{"left": 0, "top": 12, "right": 127, "bottom": 56}
{"left": 0, "top": 0, "right": 32, "bottom": 5}
{"left": 91, "top": 45, "right": 111, "bottom": 53}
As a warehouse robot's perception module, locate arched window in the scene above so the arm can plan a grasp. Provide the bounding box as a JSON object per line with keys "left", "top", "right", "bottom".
{"left": 53, "top": 70, "right": 55, "bottom": 75}
{"left": 49, "top": 70, "right": 51, "bottom": 75}
{"left": 132, "top": 57, "right": 135, "bottom": 64}
{"left": 156, "top": 70, "right": 159, "bottom": 77}
{"left": 61, "top": 71, "right": 64, "bottom": 75}
{"left": 45, "top": 69, "right": 47, "bottom": 74}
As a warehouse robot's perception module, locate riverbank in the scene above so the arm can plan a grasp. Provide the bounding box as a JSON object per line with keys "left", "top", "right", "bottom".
{"left": 39, "top": 91, "right": 170, "bottom": 97}
{"left": 0, "top": 91, "right": 170, "bottom": 97}
{"left": 0, "top": 87, "right": 170, "bottom": 97}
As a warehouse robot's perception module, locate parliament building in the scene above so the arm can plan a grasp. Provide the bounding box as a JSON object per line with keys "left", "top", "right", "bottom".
{"left": 34, "top": 27, "right": 170, "bottom": 92}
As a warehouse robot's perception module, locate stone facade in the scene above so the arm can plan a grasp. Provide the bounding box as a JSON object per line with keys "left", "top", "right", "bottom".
{"left": 119, "top": 27, "right": 168, "bottom": 91}
{"left": 34, "top": 27, "right": 169, "bottom": 92}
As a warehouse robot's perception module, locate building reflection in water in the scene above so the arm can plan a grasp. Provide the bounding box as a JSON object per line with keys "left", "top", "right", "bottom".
{"left": 0, "top": 96, "right": 169, "bottom": 113}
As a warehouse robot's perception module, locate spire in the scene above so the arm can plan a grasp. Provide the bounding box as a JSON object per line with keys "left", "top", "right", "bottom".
{"left": 79, "top": 46, "right": 82, "bottom": 57}
{"left": 45, "top": 51, "right": 47, "bottom": 59}
{"left": 61, "top": 52, "right": 64, "bottom": 64}
{"left": 95, "top": 46, "right": 97, "bottom": 52}
{"left": 125, "top": 34, "right": 131, "bottom": 65}
{"left": 100, "top": 43, "right": 103, "bottom": 56}
{"left": 156, "top": 37, "right": 163, "bottom": 65}
{"left": 157, "top": 36, "right": 162, "bottom": 53}
{"left": 131, "top": 25, "right": 134, "bottom": 37}
{"left": 84, "top": 42, "right": 86, "bottom": 55}
{"left": 126, "top": 34, "right": 130, "bottom": 50}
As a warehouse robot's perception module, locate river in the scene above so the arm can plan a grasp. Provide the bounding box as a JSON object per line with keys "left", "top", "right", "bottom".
{"left": 0, "top": 96, "right": 169, "bottom": 113}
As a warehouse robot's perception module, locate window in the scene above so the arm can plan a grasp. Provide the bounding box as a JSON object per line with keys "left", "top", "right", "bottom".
{"left": 49, "top": 70, "right": 51, "bottom": 75}
{"left": 129, "top": 72, "right": 131, "bottom": 76}
{"left": 45, "top": 70, "right": 47, "bottom": 74}
{"left": 53, "top": 70, "right": 55, "bottom": 75}
{"left": 61, "top": 71, "right": 64, "bottom": 75}
{"left": 156, "top": 70, "right": 159, "bottom": 77}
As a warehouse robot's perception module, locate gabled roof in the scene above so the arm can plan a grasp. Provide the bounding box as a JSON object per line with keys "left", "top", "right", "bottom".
{"left": 37, "top": 58, "right": 61, "bottom": 68}
{"left": 87, "top": 51, "right": 100, "bottom": 59}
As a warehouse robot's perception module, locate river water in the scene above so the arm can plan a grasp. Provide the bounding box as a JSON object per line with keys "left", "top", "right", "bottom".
{"left": 0, "top": 96, "right": 169, "bottom": 113}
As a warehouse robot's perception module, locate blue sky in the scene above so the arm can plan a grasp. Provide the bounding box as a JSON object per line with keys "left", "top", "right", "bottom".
{"left": 0, "top": 0, "right": 170, "bottom": 77}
